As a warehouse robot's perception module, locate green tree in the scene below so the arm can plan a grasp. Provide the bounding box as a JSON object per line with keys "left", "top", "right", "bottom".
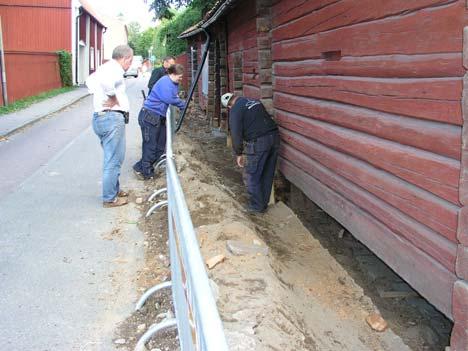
{"left": 150, "top": 0, "right": 216, "bottom": 58}
{"left": 127, "top": 22, "right": 156, "bottom": 58}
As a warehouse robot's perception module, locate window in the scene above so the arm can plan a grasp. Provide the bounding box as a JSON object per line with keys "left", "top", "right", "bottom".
{"left": 90, "top": 47, "right": 95, "bottom": 70}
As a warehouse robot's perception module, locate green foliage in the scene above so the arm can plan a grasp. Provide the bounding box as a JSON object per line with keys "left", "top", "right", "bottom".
{"left": 0, "top": 87, "right": 75, "bottom": 115}
{"left": 145, "top": 0, "right": 215, "bottom": 20}
{"left": 56, "top": 50, "right": 73, "bottom": 87}
{"left": 152, "top": 0, "right": 216, "bottom": 58}
{"left": 127, "top": 23, "right": 157, "bottom": 58}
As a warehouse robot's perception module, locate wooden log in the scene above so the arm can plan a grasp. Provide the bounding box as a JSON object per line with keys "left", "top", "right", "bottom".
{"left": 456, "top": 245, "right": 468, "bottom": 280}
{"left": 274, "top": 92, "right": 461, "bottom": 159}
{"left": 243, "top": 84, "right": 261, "bottom": 99}
{"left": 272, "top": 1, "right": 466, "bottom": 61}
{"left": 279, "top": 144, "right": 457, "bottom": 271}
{"left": 272, "top": 0, "right": 338, "bottom": 26}
{"left": 276, "top": 111, "right": 460, "bottom": 204}
{"left": 275, "top": 76, "right": 462, "bottom": 125}
{"left": 272, "top": 0, "right": 457, "bottom": 42}
{"left": 460, "top": 74, "right": 468, "bottom": 204}
{"left": 273, "top": 53, "right": 464, "bottom": 79}
{"left": 458, "top": 206, "right": 468, "bottom": 246}
{"left": 280, "top": 158, "right": 456, "bottom": 318}
{"left": 451, "top": 280, "right": 468, "bottom": 350}
{"left": 279, "top": 129, "right": 459, "bottom": 241}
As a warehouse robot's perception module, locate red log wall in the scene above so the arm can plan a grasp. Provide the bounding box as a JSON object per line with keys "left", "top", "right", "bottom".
{"left": 175, "top": 52, "right": 188, "bottom": 92}
{"left": 272, "top": 0, "right": 468, "bottom": 321}
{"left": 226, "top": 0, "right": 260, "bottom": 99}
{"left": 0, "top": 0, "right": 71, "bottom": 103}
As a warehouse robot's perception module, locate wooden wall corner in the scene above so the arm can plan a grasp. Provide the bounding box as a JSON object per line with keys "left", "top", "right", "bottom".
{"left": 451, "top": 280, "right": 468, "bottom": 350}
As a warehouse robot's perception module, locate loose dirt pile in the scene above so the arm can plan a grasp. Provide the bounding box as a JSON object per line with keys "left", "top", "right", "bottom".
{"left": 114, "top": 108, "right": 447, "bottom": 350}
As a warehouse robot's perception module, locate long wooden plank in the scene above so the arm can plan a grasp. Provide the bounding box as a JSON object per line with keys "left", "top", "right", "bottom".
{"left": 272, "top": 0, "right": 457, "bottom": 42}
{"left": 276, "top": 111, "right": 460, "bottom": 204}
{"left": 272, "top": 0, "right": 338, "bottom": 26}
{"left": 280, "top": 159, "right": 456, "bottom": 319}
{"left": 274, "top": 92, "right": 461, "bottom": 159}
{"left": 280, "top": 129, "right": 459, "bottom": 241}
{"left": 280, "top": 143, "right": 457, "bottom": 270}
{"left": 275, "top": 76, "right": 462, "bottom": 125}
{"left": 273, "top": 53, "right": 464, "bottom": 79}
{"left": 272, "top": 1, "right": 466, "bottom": 60}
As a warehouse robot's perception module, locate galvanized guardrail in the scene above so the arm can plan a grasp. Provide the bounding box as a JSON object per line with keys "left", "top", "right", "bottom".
{"left": 135, "top": 106, "right": 229, "bottom": 351}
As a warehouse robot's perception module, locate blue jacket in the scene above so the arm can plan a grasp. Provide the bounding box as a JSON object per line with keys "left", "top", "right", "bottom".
{"left": 144, "top": 75, "right": 185, "bottom": 116}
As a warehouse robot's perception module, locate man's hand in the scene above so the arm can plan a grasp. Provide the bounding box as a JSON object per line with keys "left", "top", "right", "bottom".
{"left": 236, "top": 155, "right": 244, "bottom": 168}
{"left": 103, "top": 95, "right": 119, "bottom": 108}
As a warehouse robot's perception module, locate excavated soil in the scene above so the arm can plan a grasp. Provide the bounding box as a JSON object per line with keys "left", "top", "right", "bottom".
{"left": 113, "top": 108, "right": 451, "bottom": 351}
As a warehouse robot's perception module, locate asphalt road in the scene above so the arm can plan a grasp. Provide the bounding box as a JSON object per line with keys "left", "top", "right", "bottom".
{"left": 0, "top": 77, "right": 148, "bottom": 350}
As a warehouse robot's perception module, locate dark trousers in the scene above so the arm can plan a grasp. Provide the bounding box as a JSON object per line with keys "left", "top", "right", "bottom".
{"left": 243, "top": 132, "right": 280, "bottom": 211}
{"left": 133, "top": 108, "right": 166, "bottom": 178}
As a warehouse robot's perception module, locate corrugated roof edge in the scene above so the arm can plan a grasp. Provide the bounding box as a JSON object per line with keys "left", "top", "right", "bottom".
{"left": 178, "top": 0, "right": 239, "bottom": 39}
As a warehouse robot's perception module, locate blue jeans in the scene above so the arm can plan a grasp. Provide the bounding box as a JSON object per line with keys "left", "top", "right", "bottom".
{"left": 133, "top": 108, "right": 166, "bottom": 178}
{"left": 92, "top": 111, "right": 126, "bottom": 202}
{"left": 243, "top": 131, "right": 280, "bottom": 211}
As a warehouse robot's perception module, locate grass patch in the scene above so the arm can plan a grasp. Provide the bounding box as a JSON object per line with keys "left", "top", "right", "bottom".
{"left": 0, "top": 86, "right": 76, "bottom": 115}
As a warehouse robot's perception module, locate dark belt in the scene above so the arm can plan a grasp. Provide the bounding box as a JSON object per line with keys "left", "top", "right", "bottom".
{"left": 97, "top": 109, "right": 127, "bottom": 117}
{"left": 246, "top": 128, "right": 279, "bottom": 143}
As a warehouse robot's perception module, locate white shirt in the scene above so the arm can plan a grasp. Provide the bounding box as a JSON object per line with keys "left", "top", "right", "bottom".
{"left": 85, "top": 59, "right": 130, "bottom": 113}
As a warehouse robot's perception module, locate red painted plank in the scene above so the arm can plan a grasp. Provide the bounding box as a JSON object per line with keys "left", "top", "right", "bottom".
{"left": 272, "top": 0, "right": 457, "bottom": 42}
{"left": 274, "top": 92, "right": 461, "bottom": 159}
{"left": 456, "top": 245, "right": 468, "bottom": 280}
{"left": 451, "top": 280, "right": 468, "bottom": 350}
{"left": 273, "top": 54, "right": 464, "bottom": 79}
{"left": 460, "top": 77, "right": 468, "bottom": 204}
{"left": 272, "top": 1, "right": 466, "bottom": 60}
{"left": 280, "top": 158, "right": 456, "bottom": 318}
{"left": 280, "top": 143, "right": 457, "bottom": 270}
{"left": 457, "top": 207, "right": 468, "bottom": 246}
{"left": 275, "top": 76, "right": 463, "bottom": 125}
{"left": 276, "top": 111, "right": 460, "bottom": 204}
{"left": 280, "top": 129, "right": 459, "bottom": 242}
{"left": 243, "top": 85, "right": 261, "bottom": 99}
{"left": 273, "top": 0, "right": 342, "bottom": 27}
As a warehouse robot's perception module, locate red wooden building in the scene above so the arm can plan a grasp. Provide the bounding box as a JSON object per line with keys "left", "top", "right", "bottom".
{"left": 180, "top": 1, "right": 468, "bottom": 349}
{"left": 0, "top": 0, "right": 105, "bottom": 105}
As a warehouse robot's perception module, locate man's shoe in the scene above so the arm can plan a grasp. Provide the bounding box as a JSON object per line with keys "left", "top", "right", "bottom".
{"left": 118, "top": 190, "right": 129, "bottom": 197}
{"left": 133, "top": 169, "right": 145, "bottom": 181}
{"left": 103, "top": 197, "right": 128, "bottom": 208}
{"left": 243, "top": 206, "right": 265, "bottom": 215}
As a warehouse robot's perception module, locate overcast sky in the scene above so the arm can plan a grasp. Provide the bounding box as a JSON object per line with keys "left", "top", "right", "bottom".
{"left": 91, "top": 0, "right": 157, "bottom": 29}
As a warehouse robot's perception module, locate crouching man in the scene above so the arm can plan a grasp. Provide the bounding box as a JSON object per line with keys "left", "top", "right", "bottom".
{"left": 221, "top": 93, "right": 280, "bottom": 214}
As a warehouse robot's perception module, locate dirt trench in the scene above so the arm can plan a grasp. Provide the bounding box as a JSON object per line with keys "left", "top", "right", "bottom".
{"left": 114, "top": 109, "right": 450, "bottom": 351}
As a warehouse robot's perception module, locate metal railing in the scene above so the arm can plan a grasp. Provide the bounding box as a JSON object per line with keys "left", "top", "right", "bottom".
{"left": 135, "top": 106, "right": 229, "bottom": 351}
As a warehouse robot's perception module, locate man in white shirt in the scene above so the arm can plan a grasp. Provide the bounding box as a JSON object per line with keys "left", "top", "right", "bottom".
{"left": 86, "top": 45, "right": 133, "bottom": 207}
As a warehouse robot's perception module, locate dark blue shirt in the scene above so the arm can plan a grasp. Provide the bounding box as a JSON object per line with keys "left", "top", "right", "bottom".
{"left": 144, "top": 75, "right": 185, "bottom": 117}
{"left": 229, "top": 97, "right": 278, "bottom": 155}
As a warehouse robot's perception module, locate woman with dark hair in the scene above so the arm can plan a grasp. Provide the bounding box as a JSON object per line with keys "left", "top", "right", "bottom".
{"left": 133, "top": 64, "right": 186, "bottom": 180}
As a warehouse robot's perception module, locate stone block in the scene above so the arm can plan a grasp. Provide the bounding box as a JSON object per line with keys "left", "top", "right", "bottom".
{"left": 261, "top": 98, "right": 274, "bottom": 115}
{"left": 261, "top": 84, "right": 273, "bottom": 99}
{"left": 260, "top": 69, "right": 272, "bottom": 84}
{"left": 257, "top": 36, "right": 271, "bottom": 50}
{"left": 257, "top": 17, "right": 271, "bottom": 33}
{"left": 226, "top": 240, "right": 269, "bottom": 256}
{"left": 258, "top": 50, "right": 272, "bottom": 69}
